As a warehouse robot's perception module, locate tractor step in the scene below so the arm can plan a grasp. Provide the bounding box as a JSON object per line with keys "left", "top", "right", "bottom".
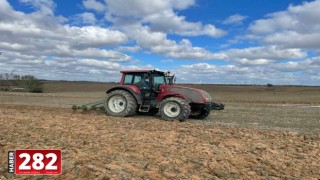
{"left": 139, "top": 104, "right": 150, "bottom": 112}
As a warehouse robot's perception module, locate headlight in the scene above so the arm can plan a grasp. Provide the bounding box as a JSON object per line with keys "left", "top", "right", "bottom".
{"left": 205, "top": 97, "right": 212, "bottom": 102}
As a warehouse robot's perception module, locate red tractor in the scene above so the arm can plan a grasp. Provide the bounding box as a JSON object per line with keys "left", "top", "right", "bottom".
{"left": 105, "top": 70, "right": 224, "bottom": 121}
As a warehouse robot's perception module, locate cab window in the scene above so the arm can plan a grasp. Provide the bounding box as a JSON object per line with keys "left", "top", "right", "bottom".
{"left": 123, "top": 73, "right": 150, "bottom": 89}
{"left": 153, "top": 74, "right": 166, "bottom": 89}
{"left": 124, "top": 74, "right": 133, "bottom": 84}
{"left": 133, "top": 75, "right": 142, "bottom": 84}
{"left": 154, "top": 75, "right": 165, "bottom": 84}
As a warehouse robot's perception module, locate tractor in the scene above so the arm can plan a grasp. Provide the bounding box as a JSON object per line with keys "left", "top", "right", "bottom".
{"left": 105, "top": 70, "right": 224, "bottom": 121}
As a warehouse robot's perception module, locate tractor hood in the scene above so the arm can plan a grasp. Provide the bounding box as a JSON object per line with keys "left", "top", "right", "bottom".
{"left": 158, "top": 85, "right": 213, "bottom": 104}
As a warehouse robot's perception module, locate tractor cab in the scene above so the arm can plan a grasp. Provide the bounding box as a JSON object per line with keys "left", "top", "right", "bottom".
{"left": 120, "top": 70, "right": 168, "bottom": 91}
{"left": 119, "top": 70, "right": 167, "bottom": 112}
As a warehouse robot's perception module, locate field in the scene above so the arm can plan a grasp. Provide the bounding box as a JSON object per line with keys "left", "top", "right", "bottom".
{"left": 0, "top": 82, "right": 320, "bottom": 179}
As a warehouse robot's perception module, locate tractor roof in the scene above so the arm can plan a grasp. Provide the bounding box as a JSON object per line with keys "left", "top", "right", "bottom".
{"left": 120, "top": 70, "right": 165, "bottom": 74}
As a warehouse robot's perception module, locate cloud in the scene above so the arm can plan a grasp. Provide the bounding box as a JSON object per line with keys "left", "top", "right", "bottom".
{"left": 104, "top": 0, "right": 195, "bottom": 20}
{"left": 0, "top": 0, "right": 309, "bottom": 79}
{"left": 0, "top": 54, "right": 153, "bottom": 81}
{"left": 66, "top": 26, "right": 128, "bottom": 48}
{"left": 176, "top": 58, "right": 320, "bottom": 85}
{"left": 274, "top": 56, "right": 320, "bottom": 72}
{"left": 222, "top": 46, "right": 306, "bottom": 64}
{"left": 144, "top": 11, "right": 226, "bottom": 38}
{"left": 125, "top": 25, "right": 227, "bottom": 60}
{"left": 79, "top": 0, "right": 225, "bottom": 61}
{"left": 20, "top": 0, "right": 56, "bottom": 15}
{"left": 116, "top": 46, "right": 142, "bottom": 53}
{"left": 263, "top": 31, "right": 320, "bottom": 49}
{"left": 223, "top": 14, "right": 248, "bottom": 25}
{"left": 72, "top": 12, "right": 97, "bottom": 25}
{"left": 83, "top": 0, "right": 105, "bottom": 12}
{"left": 0, "top": 0, "right": 129, "bottom": 62}
{"left": 248, "top": 0, "right": 320, "bottom": 49}
{"left": 104, "top": 0, "right": 226, "bottom": 38}
{"left": 77, "top": 58, "right": 121, "bottom": 69}
{"left": 70, "top": 48, "right": 131, "bottom": 61}
{"left": 1, "top": 0, "right": 318, "bottom": 85}
{"left": 171, "top": 0, "right": 195, "bottom": 10}
{"left": 0, "top": 0, "right": 140, "bottom": 82}
{"left": 138, "top": 44, "right": 305, "bottom": 64}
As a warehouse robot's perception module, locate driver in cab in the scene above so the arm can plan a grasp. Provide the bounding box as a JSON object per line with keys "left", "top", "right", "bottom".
{"left": 135, "top": 75, "right": 150, "bottom": 89}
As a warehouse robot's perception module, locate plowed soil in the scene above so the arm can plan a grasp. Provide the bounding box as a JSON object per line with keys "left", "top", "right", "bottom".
{"left": 1, "top": 104, "right": 319, "bottom": 179}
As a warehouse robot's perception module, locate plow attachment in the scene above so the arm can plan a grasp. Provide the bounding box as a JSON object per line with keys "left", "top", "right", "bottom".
{"left": 72, "top": 100, "right": 105, "bottom": 111}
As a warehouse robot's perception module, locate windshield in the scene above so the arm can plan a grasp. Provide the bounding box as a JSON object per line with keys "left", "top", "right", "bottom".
{"left": 154, "top": 74, "right": 166, "bottom": 85}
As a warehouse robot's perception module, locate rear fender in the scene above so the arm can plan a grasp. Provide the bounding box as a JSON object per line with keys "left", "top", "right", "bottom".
{"left": 106, "top": 85, "right": 142, "bottom": 104}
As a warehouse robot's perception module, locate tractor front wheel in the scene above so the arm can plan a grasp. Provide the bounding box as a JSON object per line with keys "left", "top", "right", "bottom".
{"left": 105, "top": 90, "right": 137, "bottom": 117}
{"left": 159, "top": 97, "right": 191, "bottom": 121}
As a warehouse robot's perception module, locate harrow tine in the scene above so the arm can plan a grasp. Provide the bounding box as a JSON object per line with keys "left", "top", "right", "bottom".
{"left": 72, "top": 100, "right": 104, "bottom": 111}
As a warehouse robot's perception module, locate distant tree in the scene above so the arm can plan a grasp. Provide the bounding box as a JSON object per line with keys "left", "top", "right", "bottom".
{"left": 15, "top": 75, "right": 43, "bottom": 93}
{"left": 267, "top": 83, "right": 273, "bottom": 87}
{"left": 0, "top": 71, "right": 16, "bottom": 91}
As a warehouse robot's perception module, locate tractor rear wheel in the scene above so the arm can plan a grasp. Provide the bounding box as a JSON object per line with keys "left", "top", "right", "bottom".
{"left": 105, "top": 90, "right": 137, "bottom": 117}
{"left": 159, "top": 97, "right": 191, "bottom": 121}
{"left": 189, "top": 108, "right": 210, "bottom": 119}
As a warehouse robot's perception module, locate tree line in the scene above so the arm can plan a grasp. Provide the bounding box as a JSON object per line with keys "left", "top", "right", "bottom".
{"left": 0, "top": 72, "right": 43, "bottom": 93}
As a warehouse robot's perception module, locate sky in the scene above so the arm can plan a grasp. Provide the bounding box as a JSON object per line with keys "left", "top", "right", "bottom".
{"left": 0, "top": 0, "right": 319, "bottom": 85}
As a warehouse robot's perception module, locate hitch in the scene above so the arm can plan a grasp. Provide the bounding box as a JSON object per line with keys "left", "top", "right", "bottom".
{"left": 205, "top": 102, "right": 225, "bottom": 111}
